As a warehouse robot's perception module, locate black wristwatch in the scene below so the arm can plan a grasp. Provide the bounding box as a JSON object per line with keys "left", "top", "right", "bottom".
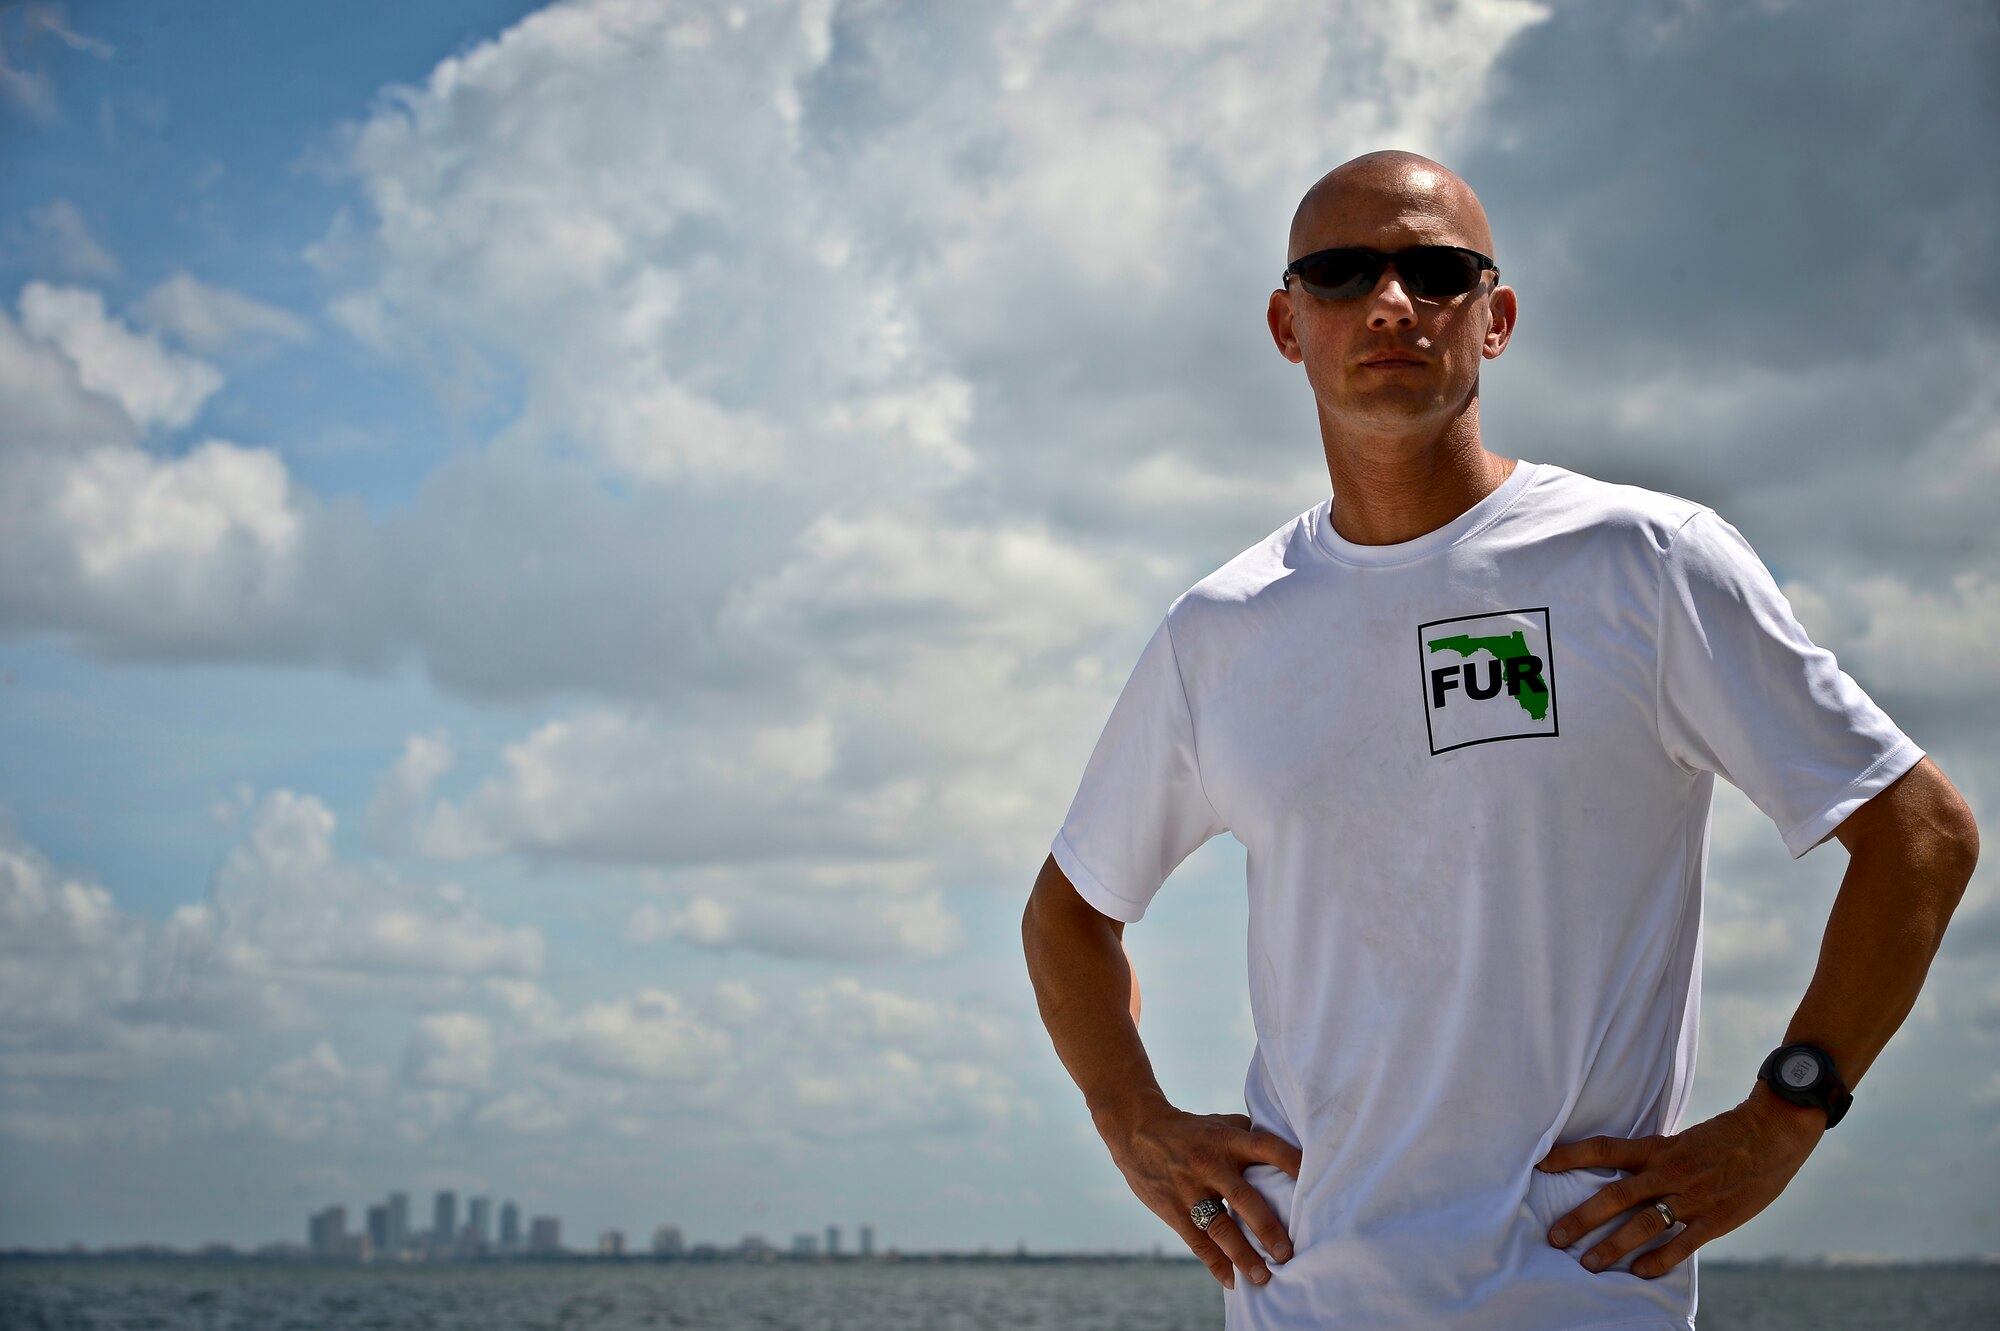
{"left": 1757, "top": 1043, "right": 1851, "bottom": 1128}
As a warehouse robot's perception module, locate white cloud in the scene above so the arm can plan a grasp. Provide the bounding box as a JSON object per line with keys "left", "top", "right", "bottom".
{"left": 1782, "top": 569, "right": 2000, "bottom": 707}
{"left": 625, "top": 885, "right": 962, "bottom": 963}
{"left": 403, "top": 1013, "right": 497, "bottom": 1090}
{"left": 131, "top": 273, "right": 312, "bottom": 355}
{"left": 162, "top": 790, "right": 544, "bottom": 991}
{"left": 52, "top": 438, "right": 301, "bottom": 584}
{"left": 269, "top": 1041, "right": 386, "bottom": 1098}
{"left": 0, "top": 838, "right": 149, "bottom": 1046}
{"left": 366, "top": 730, "right": 454, "bottom": 855}
{"left": 0, "top": 1106, "right": 171, "bottom": 1148}
{"left": 553, "top": 988, "right": 730, "bottom": 1084}
{"left": 467, "top": 972, "right": 1029, "bottom": 1146}
{"left": 17, "top": 282, "right": 222, "bottom": 432}
{"left": 0, "top": 292, "right": 311, "bottom": 654}
{"left": 0, "top": 298, "right": 133, "bottom": 449}
{"left": 209, "top": 1085, "right": 356, "bottom": 1143}
{"left": 0, "top": 792, "right": 542, "bottom": 1088}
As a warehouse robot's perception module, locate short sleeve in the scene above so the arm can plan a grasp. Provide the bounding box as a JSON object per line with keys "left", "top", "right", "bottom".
{"left": 1050, "top": 610, "right": 1228, "bottom": 922}
{"left": 1655, "top": 509, "right": 1924, "bottom": 858}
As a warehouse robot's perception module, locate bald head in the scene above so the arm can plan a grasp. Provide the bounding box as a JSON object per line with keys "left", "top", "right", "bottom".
{"left": 1288, "top": 151, "right": 1495, "bottom": 268}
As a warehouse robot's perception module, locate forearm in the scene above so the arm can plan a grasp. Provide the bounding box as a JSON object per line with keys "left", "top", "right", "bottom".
{"left": 1774, "top": 830, "right": 1977, "bottom": 1094}
{"left": 1023, "top": 860, "right": 1171, "bottom": 1136}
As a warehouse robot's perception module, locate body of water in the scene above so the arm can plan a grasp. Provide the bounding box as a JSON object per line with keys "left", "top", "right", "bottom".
{"left": 2, "top": 1258, "right": 1996, "bottom": 1330}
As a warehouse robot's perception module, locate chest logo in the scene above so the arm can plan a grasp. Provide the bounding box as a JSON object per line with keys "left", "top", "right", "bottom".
{"left": 1418, "top": 606, "right": 1559, "bottom": 754}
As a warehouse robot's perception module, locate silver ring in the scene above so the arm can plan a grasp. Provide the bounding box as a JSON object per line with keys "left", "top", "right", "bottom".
{"left": 1190, "top": 1197, "right": 1226, "bottom": 1231}
{"left": 1653, "top": 1200, "right": 1676, "bottom": 1227}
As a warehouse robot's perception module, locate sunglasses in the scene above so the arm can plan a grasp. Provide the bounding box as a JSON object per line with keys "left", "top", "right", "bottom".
{"left": 1282, "top": 245, "right": 1497, "bottom": 301}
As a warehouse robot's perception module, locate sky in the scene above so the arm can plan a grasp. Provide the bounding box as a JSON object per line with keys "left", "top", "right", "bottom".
{"left": 1, "top": 0, "right": 1996, "bottom": 1261}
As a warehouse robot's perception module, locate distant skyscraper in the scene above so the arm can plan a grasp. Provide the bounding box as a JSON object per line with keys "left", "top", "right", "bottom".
{"left": 387, "top": 1193, "right": 409, "bottom": 1251}
{"left": 434, "top": 1192, "right": 457, "bottom": 1249}
{"left": 499, "top": 1201, "right": 521, "bottom": 1250}
{"left": 528, "top": 1217, "right": 561, "bottom": 1254}
{"left": 859, "top": 1224, "right": 874, "bottom": 1257}
{"left": 598, "top": 1230, "right": 626, "bottom": 1257}
{"left": 366, "top": 1205, "right": 390, "bottom": 1253}
{"left": 310, "top": 1205, "right": 347, "bottom": 1256}
{"left": 792, "top": 1232, "right": 818, "bottom": 1257}
{"left": 651, "top": 1224, "right": 683, "bottom": 1257}
{"left": 468, "top": 1197, "right": 492, "bottom": 1247}
{"left": 825, "top": 1224, "right": 840, "bottom": 1258}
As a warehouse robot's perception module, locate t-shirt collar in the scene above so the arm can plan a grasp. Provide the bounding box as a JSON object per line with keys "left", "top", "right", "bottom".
{"left": 1311, "top": 458, "right": 1542, "bottom": 568}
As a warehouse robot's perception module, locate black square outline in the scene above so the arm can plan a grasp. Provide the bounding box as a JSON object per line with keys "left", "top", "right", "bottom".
{"left": 1416, "top": 605, "right": 1560, "bottom": 755}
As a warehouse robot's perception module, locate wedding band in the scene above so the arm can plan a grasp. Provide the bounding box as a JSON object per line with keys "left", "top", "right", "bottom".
{"left": 1190, "top": 1197, "right": 1227, "bottom": 1231}
{"left": 1653, "top": 1200, "right": 1676, "bottom": 1227}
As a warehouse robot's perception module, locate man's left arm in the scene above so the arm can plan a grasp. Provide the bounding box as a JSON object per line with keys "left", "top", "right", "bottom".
{"left": 1536, "top": 755, "right": 1980, "bottom": 1279}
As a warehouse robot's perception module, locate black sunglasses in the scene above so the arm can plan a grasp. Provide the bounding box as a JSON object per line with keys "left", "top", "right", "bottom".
{"left": 1283, "top": 245, "right": 1497, "bottom": 300}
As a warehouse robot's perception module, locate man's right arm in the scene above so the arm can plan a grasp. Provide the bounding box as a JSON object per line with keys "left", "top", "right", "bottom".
{"left": 1022, "top": 853, "right": 1300, "bottom": 1289}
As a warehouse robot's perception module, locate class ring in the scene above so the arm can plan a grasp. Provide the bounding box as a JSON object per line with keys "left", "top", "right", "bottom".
{"left": 1190, "top": 1197, "right": 1227, "bottom": 1231}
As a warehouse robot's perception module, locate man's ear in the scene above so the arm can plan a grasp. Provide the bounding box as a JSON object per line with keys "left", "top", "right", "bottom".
{"left": 1482, "top": 282, "right": 1516, "bottom": 359}
{"left": 1268, "top": 287, "right": 1303, "bottom": 363}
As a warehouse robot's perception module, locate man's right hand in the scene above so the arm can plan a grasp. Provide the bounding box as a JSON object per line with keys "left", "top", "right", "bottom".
{"left": 1099, "top": 1105, "right": 1303, "bottom": 1289}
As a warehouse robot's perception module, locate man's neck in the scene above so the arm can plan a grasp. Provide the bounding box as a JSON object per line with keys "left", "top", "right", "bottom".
{"left": 1321, "top": 412, "right": 1516, "bottom": 548}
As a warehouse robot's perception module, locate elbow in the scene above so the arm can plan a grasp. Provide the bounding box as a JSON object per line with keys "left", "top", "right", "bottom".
{"left": 1948, "top": 808, "right": 1980, "bottom": 886}
{"left": 1937, "top": 781, "right": 1982, "bottom": 887}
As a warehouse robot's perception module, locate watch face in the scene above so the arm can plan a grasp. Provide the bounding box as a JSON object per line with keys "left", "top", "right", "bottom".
{"left": 1779, "top": 1051, "right": 1822, "bottom": 1089}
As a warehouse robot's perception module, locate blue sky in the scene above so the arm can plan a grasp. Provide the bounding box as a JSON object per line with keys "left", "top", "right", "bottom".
{"left": 1, "top": 0, "right": 1996, "bottom": 1261}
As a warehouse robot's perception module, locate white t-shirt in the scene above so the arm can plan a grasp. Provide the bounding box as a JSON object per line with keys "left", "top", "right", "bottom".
{"left": 1050, "top": 458, "right": 1922, "bottom": 1331}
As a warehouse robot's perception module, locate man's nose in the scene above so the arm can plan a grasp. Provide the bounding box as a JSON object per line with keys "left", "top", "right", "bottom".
{"left": 1367, "top": 270, "right": 1418, "bottom": 328}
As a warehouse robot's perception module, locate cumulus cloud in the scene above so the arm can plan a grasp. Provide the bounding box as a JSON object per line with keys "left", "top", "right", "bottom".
{"left": 162, "top": 790, "right": 544, "bottom": 995}
{"left": 486, "top": 973, "right": 1028, "bottom": 1144}
{"left": 552, "top": 989, "right": 730, "bottom": 1085}
{"left": 366, "top": 730, "right": 454, "bottom": 855}
{"left": 403, "top": 1013, "right": 497, "bottom": 1090}
{"left": 17, "top": 283, "right": 222, "bottom": 432}
{"left": 625, "top": 883, "right": 962, "bottom": 963}
{"left": 190, "top": 971, "right": 1032, "bottom": 1153}
{"left": 0, "top": 793, "right": 542, "bottom": 1086}
{"left": 0, "top": 836, "right": 167, "bottom": 1077}
{"left": 0, "top": 292, "right": 311, "bottom": 655}
{"left": 1782, "top": 569, "right": 2000, "bottom": 713}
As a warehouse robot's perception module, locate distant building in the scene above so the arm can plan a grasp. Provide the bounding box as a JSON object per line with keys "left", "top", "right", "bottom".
{"left": 366, "top": 1205, "right": 390, "bottom": 1253}
{"left": 598, "top": 1230, "right": 626, "bottom": 1257}
{"left": 434, "top": 1192, "right": 458, "bottom": 1250}
{"left": 792, "top": 1233, "right": 818, "bottom": 1257}
{"left": 309, "top": 1205, "right": 347, "bottom": 1256}
{"left": 825, "top": 1224, "right": 840, "bottom": 1258}
{"left": 528, "top": 1217, "right": 561, "bottom": 1254}
{"left": 859, "top": 1224, "right": 874, "bottom": 1258}
{"left": 468, "top": 1197, "right": 492, "bottom": 1249}
{"left": 388, "top": 1193, "right": 409, "bottom": 1251}
{"left": 740, "top": 1233, "right": 772, "bottom": 1259}
{"left": 651, "top": 1225, "right": 683, "bottom": 1257}
{"left": 499, "top": 1201, "right": 521, "bottom": 1250}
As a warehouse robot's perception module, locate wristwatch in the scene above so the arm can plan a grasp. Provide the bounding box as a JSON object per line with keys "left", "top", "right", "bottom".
{"left": 1757, "top": 1043, "right": 1851, "bottom": 1128}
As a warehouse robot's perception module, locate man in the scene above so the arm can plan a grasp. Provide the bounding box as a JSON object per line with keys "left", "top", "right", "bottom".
{"left": 1020, "top": 150, "right": 1979, "bottom": 1329}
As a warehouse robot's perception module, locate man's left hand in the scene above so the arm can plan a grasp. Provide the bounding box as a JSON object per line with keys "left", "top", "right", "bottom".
{"left": 1535, "top": 1089, "right": 1826, "bottom": 1279}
